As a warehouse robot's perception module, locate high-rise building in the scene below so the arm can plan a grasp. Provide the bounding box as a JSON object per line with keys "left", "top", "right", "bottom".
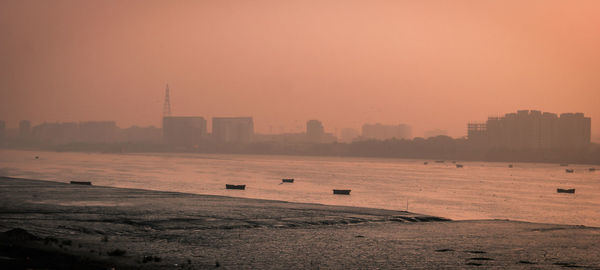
{"left": 361, "top": 123, "right": 412, "bottom": 140}
{"left": 163, "top": 116, "right": 207, "bottom": 147}
{"left": 212, "top": 117, "right": 254, "bottom": 143}
{"left": 558, "top": 113, "right": 592, "bottom": 149}
{"left": 468, "top": 110, "right": 591, "bottom": 150}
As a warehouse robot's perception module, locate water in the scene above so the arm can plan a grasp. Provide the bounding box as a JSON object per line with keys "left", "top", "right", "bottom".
{"left": 1, "top": 149, "right": 599, "bottom": 227}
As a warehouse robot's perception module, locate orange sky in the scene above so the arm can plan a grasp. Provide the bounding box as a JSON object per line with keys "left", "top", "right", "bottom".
{"left": 1, "top": 0, "right": 599, "bottom": 139}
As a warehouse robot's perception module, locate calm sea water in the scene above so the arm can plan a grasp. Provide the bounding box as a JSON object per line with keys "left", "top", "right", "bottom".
{"left": 1, "top": 149, "right": 599, "bottom": 226}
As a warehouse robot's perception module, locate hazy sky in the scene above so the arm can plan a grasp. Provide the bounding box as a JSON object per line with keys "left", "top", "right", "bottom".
{"left": 1, "top": 0, "right": 599, "bottom": 138}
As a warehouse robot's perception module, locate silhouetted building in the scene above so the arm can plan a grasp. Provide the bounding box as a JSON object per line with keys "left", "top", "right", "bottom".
{"left": 558, "top": 113, "right": 592, "bottom": 149}
{"left": 212, "top": 117, "right": 253, "bottom": 143}
{"left": 32, "top": 122, "right": 79, "bottom": 144}
{"left": 424, "top": 129, "right": 448, "bottom": 139}
{"left": 469, "top": 110, "right": 591, "bottom": 150}
{"left": 306, "top": 120, "right": 325, "bottom": 142}
{"left": 163, "top": 116, "right": 207, "bottom": 147}
{"left": 467, "top": 123, "right": 487, "bottom": 146}
{"left": 19, "top": 120, "right": 31, "bottom": 139}
{"left": 361, "top": 123, "right": 412, "bottom": 140}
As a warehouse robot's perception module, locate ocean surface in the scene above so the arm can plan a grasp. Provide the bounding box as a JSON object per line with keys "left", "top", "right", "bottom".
{"left": 1, "top": 149, "right": 599, "bottom": 227}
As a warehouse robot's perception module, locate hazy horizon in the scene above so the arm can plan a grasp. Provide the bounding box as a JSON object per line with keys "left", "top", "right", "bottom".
{"left": 2, "top": 0, "right": 599, "bottom": 139}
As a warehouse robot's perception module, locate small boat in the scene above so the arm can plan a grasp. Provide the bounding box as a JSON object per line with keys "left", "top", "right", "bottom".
{"left": 590, "top": 168, "right": 596, "bottom": 172}
{"left": 456, "top": 164, "right": 464, "bottom": 168}
{"left": 560, "top": 164, "right": 569, "bottom": 167}
{"left": 557, "top": 188, "right": 575, "bottom": 194}
{"left": 35, "top": 156, "right": 39, "bottom": 159}
{"left": 333, "top": 189, "right": 351, "bottom": 195}
{"left": 423, "top": 162, "right": 428, "bottom": 165}
{"left": 282, "top": 178, "right": 294, "bottom": 183}
{"left": 565, "top": 169, "right": 574, "bottom": 173}
{"left": 70, "top": 181, "right": 92, "bottom": 185}
{"left": 508, "top": 164, "right": 513, "bottom": 168}
{"left": 226, "top": 184, "right": 246, "bottom": 190}
{"left": 435, "top": 160, "right": 444, "bottom": 163}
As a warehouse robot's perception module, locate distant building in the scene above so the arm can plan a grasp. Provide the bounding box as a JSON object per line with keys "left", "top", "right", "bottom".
{"left": 467, "top": 123, "right": 487, "bottom": 146}
{"left": 339, "top": 128, "right": 360, "bottom": 143}
{"left": 19, "top": 120, "right": 31, "bottom": 139}
{"left": 163, "top": 116, "right": 207, "bottom": 147}
{"left": 212, "top": 117, "right": 254, "bottom": 143}
{"left": 306, "top": 120, "right": 325, "bottom": 142}
{"left": 424, "top": 129, "right": 448, "bottom": 139}
{"left": 361, "top": 123, "right": 412, "bottom": 140}
{"left": 31, "top": 122, "right": 79, "bottom": 144}
{"left": 468, "top": 110, "right": 591, "bottom": 149}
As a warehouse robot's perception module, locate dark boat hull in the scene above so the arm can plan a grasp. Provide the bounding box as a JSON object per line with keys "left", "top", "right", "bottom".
{"left": 557, "top": 188, "right": 575, "bottom": 194}
{"left": 333, "top": 189, "right": 351, "bottom": 195}
{"left": 565, "top": 169, "right": 574, "bottom": 173}
{"left": 70, "top": 181, "right": 92, "bottom": 185}
{"left": 282, "top": 179, "right": 294, "bottom": 183}
{"left": 226, "top": 184, "right": 246, "bottom": 190}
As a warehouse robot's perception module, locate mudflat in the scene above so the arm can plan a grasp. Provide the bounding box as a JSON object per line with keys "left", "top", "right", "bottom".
{"left": 1, "top": 176, "right": 599, "bottom": 269}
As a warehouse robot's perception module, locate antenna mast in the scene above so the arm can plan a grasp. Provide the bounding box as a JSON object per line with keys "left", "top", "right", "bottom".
{"left": 163, "top": 84, "right": 171, "bottom": 117}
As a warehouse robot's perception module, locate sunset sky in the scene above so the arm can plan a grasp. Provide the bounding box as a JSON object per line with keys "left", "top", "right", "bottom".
{"left": 1, "top": 0, "right": 599, "bottom": 139}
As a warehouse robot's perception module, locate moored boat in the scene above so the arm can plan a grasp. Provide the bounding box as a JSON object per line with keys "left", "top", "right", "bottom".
{"left": 590, "top": 168, "right": 596, "bottom": 172}
{"left": 70, "top": 181, "right": 92, "bottom": 185}
{"left": 456, "top": 164, "right": 463, "bottom": 168}
{"left": 565, "top": 169, "right": 574, "bottom": 173}
{"left": 508, "top": 164, "right": 513, "bottom": 168}
{"left": 557, "top": 188, "right": 575, "bottom": 194}
{"left": 226, "top": 184, "right": 246, "bottom": 190}
{"left": 333, "top": 189, "right": 351, "bottom": 195}
{"left": 282, "top": 178, "right": 294, "bottom": 183}
{"left": 423, "top": 162, "right": 428, "bottom": 165}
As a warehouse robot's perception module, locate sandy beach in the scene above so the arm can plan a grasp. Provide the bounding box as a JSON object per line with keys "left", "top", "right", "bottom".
{"left": 1, "top": 176, "right": 599, "bottom": 269}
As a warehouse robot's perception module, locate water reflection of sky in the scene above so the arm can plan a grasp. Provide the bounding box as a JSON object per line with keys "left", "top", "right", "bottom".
{"left": 1, "top": 149, "right": 599, "bottom": 227}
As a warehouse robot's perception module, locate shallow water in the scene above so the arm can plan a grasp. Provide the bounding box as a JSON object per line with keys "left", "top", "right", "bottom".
{"left": 1, "top": 149, "right": 599, "bottom": 226}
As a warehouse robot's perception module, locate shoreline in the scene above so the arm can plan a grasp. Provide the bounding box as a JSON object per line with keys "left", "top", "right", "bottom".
{"left": 3, "top": 176, "right": 599, "bottom": 228}
{"left": 2, "top": 176, "right": 600, "bottom": 269}
{"left": 3, "top": 145, "right": 600, "bottom": 166}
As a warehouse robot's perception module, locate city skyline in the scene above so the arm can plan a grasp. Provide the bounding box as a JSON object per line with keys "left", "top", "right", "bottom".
{"left": 0, "top": 108, "right": 595, "bottom": 141}
{"left": 1, "top": 1, "right": 599, "bottom": 139}
{"left": 2, "top": 2, "right": 600, "bottom": 269}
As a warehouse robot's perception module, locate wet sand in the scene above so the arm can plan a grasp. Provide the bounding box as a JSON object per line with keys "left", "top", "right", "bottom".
{"left": 1, "top": 176, "right": 599, "bottom": 269}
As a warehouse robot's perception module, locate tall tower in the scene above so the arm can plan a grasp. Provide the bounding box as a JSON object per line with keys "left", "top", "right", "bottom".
{"left": 163, "top": 84, "right": 171, "bottom": 117}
